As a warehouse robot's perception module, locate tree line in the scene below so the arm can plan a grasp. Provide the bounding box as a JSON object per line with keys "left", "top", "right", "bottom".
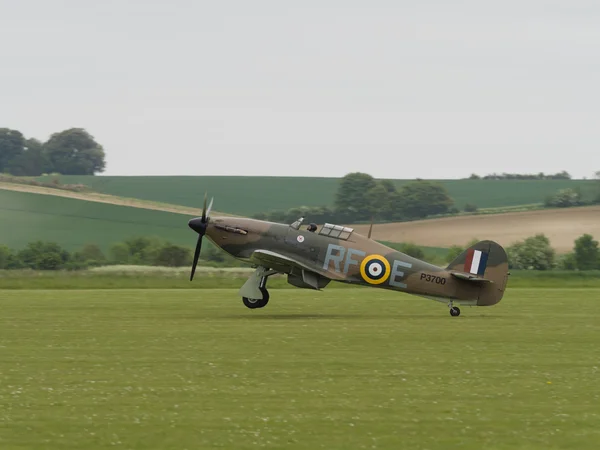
{"left": 253, "top": 172, "right": 457, "bottom": 224}
{"left": 0, "top": 236, "right": 238, "bottom": 271}
{"left": 468, "top": 171, "right": 572, "bottom": 180}
{"left": 0, "top": 127, "right": 106, "bottom": 176}
{"left": 2, "top": 233, "right": 599, "bottom": 272}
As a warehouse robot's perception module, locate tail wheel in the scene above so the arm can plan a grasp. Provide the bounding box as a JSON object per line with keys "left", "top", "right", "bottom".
{"left": 450, "top": 306, "right": 461, "bottom": 317}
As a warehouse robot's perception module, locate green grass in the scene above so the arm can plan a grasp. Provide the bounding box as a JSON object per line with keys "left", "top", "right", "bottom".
{"left": 38, "top": 175, "right": 597, "bottom": 215}
{"left": 0, "top": 189, "right": 201, "bottom": 253}
{"left": 1, "top": 288, "right": 599, "bottom": 449}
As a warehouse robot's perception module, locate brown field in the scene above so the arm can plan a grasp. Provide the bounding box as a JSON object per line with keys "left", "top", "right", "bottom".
{"left": 351, "top": 206, "right": 600, "bottom": 252}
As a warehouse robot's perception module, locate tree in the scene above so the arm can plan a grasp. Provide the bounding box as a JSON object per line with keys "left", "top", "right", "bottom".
{"left": 0, "top": 128, "right": 25, "bottom": 173}
{"left": 594, "top": 171, "right": 600, "bottom": 204}
{"left": 464, "top": 203, "right": 478, "bottom": 213}
{"left": 334, "top": 172, "right": 377, "bottom": 221}
{"left": 17, "top": 241, "right": 70, "bottom": 270}
{"left": 155, "top": 244, "right": 191, "bottom": 267}
{"left": 544, "top": 188, "right": 582, "bottom": 208}
{"left": 109, "top": 242, "right": 131, "bottom": 264}
{"left": 396, "top": 181, "right": 454, "bottom": 219}
{"left": 507, "top": 234, "right": 555, "bottom": 270}
{"left": 5, "top": 138, "right": 48, "bottom": 176}
{"left": 366, "top": 183, "right": 392, "bottom": 221}
{"left": 44, "top": 128, "right": 106, "bottom": 175}
{"left": 73, "top": 243, "right": 106, "bottom": 265}
{"left": 0, "top": 245, "right": 13, "bottom": 269}
{"left": 573, "top": 234, "right": 600, "bottom": 270}
{"left": 398, "top": 243, "right": 424, "bottom": 259}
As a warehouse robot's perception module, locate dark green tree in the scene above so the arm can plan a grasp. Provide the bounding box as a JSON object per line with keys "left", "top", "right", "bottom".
{"left": 109, "top": 242, "right": 131, "bottom": 264}
{"left": 396, "top": 181, "right": 454, "bottom": 219}
{"left": 398, "top": 243, "right": 424, "bottom": 259}
{"left": 17, "top": 241, "right": 70, "bottom": 270}
{"left": 366, "top": 183, "right": 393, "bottom": 221}
{"left": 334, "top": 172, "right": 377, "bottom": 221}
{"left": 0, "top": 128, "right": 25, "bottom": 173}
{"left": 44, "top": 128, "right": 106, "bottom": 175}
{"left": 5, "top": 138, "right": 48, "bottom": 176}
{"left": 573, "top": 234, "right": 600, "bottom": 270}
{"left": 155, "top": 244, "right": 191, "bottom": 267}
{"left": 73, "top": 243, "right": 106, "bottom": 265}
{"left": 0, "top": 245, "right": 13, "bottom": 269}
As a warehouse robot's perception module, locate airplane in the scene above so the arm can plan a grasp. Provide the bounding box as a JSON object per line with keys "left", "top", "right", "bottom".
{"left": 187, "top": 195, "right": 509, "bottom": 316}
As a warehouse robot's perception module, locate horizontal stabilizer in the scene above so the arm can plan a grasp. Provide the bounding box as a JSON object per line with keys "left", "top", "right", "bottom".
{"left": 450, "top": 271, "right": 492, "bottom": 283}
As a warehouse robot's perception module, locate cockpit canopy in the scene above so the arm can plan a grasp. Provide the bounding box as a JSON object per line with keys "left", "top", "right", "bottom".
{"left": 318, "top": 223, "right": 354, "bottom": 240}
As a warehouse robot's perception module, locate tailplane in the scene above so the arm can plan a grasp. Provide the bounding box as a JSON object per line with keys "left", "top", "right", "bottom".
{"left": 446, "top": 240, "right": 509, "bottom": 306}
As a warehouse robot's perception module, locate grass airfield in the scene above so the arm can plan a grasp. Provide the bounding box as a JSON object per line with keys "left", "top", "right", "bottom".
{"left": 1, "top": 288, "right": 600, "bottom": 449}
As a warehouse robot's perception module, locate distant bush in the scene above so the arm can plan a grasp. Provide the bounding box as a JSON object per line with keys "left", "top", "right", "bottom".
{"left": 398, "top": 243, "right": 424, "bottom": 260}
{"left": 464, "top": 203, "right": 478, "bottom": 213}
{"left": 544, "top": 188, "right": 584, "bottom": 208}
{"left": 507, "top": 234, "right": 555, "bottom": 270}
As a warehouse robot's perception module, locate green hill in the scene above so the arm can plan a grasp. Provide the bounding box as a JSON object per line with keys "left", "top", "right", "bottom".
{"left": 0, "top": 189, "right": 197, "bottom": 252}
{"left": 37, "top": 175, "right": 596, "bottom": 216}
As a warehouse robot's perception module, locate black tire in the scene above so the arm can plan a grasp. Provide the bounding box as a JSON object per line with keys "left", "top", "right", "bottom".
{"left": 243, "top": 297, "right": 261, "bottom": 309}
{"left": 450, "top": 306, "right": 461, "bottom": 317}
{"left": 242, "top": 288, "right": 270, "bottom": 309}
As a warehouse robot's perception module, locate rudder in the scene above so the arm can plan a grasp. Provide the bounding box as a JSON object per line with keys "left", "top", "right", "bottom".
{"left": 446, "top": 240, "right": 509, "bottom": 306}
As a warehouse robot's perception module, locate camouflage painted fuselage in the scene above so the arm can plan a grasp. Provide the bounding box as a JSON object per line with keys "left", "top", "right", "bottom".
{"left": 205, "top": 217, "right": 508, "bottom": 306}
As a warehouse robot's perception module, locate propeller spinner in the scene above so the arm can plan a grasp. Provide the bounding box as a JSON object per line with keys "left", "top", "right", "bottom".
{"left": 188, "top": 193, "right": 214, "bottom": 281}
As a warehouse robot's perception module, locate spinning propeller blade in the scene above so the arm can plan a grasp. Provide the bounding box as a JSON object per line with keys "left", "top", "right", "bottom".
{"left": 188, "top": 192, "right": 214, "bottom": 281}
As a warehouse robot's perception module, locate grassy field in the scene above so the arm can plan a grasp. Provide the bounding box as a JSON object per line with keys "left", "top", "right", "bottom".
{"left": 0, "top": 189, "right": 199, "bottom": 252}
{"left": 38, "top": 175, "right": 597, "bottom": 215}
{"left": 1, "top": 288, "right": 599, "bottom": 449}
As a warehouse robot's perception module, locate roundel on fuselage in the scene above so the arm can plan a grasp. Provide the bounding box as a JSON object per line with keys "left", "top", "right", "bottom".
{"left": 359, "top": 254, "right": 391, "bottom": 284}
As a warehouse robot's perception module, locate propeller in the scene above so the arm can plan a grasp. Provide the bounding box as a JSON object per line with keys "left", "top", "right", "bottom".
{"left": 188, "top": 193, "right": 214, "bottom": 281}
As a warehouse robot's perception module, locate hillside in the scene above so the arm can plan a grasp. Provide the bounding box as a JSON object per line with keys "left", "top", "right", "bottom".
{"left": 352, "top": 205, "right": 600, "bottom": 253}
{"left": 0, "top": 189, "right": 199, "bottom": 252}
{"left": 36, "top": 175, "right": 597, "bottom": 216}
{"left": 2, "top": 184, "right": 598, "bottom": 256}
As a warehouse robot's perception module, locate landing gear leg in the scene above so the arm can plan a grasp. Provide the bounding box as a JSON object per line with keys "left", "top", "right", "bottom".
{"left": 241, "top": 267, "right": 276, "bottom": 309}
{"left": 448, "top": 301, "right": 461, "bottom": 317}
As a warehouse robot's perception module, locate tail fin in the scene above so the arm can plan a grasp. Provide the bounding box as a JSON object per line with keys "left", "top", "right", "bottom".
{"left": 446, "top": 240, "right": 509, "bottom": 306}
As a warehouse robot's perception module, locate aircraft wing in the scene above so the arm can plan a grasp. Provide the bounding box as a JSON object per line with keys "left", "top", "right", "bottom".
{"left": 249, "top": 249, "right": 344, "bottom": 280}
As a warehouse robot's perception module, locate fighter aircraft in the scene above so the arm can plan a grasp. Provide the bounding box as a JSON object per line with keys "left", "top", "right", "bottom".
{"left": 188, "top": 195, "right": 509, "bottom": 316}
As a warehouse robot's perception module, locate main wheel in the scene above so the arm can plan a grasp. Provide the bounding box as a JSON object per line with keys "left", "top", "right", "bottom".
{"left": 450, "top": 306, "right": 461, "bottom": 317}
{"left": 243, "top": 297, "right": 261, "bottom": 309}
{"left": 242, "top": 288, "right": 270, "bottom": 309}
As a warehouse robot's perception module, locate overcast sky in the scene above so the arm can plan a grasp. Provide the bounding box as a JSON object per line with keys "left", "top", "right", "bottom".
{"left": 1, "top": 0, "right": 599, "bottom": 179}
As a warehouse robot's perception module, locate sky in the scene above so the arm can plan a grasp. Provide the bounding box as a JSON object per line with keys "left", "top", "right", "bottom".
{"left": 1, "top": 0, "right": 599, "bottom": 179}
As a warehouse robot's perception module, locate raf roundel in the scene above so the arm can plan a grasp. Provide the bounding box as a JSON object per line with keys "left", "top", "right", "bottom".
{"left": 297, "top": 235, "right": 305, "bottom": 243}
{"left": 359, "top": 254, "right": 391, "bottom": 285}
